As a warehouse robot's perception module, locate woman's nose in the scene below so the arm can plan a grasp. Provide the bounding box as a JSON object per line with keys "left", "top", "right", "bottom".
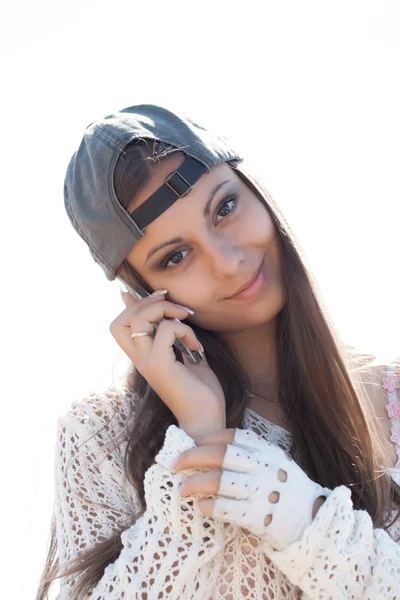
{"left": 206, "top": 238, "right": 245, "bottom": 276}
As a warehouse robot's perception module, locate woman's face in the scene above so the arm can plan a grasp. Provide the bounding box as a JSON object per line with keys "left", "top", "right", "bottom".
{"left": 126, "top": 153, "right": 286, "bottom": 333}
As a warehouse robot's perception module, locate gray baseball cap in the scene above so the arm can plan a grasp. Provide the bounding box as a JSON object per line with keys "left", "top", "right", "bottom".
{"left": 64, "top": 104, "right": 244, "bottom": 281}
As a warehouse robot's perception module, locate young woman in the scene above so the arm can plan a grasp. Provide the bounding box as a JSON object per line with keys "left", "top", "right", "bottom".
{"left": 38, "top": 104, "right": 400, "bottom": 599}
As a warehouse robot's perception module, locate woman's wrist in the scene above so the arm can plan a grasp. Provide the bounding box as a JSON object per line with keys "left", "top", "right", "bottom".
{"left": 179, "top": 419, "right": 226, "bottom": 440}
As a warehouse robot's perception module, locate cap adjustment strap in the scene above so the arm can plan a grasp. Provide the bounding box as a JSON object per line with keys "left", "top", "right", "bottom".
{"left": 128, "top": 156, "right": 207, "bottom": 232}
{"left": 165, "top": 170, "right": 191, "bottom": 197}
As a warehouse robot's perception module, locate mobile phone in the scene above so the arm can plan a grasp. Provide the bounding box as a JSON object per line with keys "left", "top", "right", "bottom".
{"left": 117, "top": 279, "right": 204, "bottom": 364}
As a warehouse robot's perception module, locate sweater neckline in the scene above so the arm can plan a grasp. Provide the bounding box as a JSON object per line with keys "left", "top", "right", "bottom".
{"left": 244, "top": 406, "right": 292, "bottom": 437}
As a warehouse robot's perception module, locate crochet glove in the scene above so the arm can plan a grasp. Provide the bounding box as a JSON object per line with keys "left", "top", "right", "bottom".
{"left": 211, "top": 428, "right": 332, "bottom": 551}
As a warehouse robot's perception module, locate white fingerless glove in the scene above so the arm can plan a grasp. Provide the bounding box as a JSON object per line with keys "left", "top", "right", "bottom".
{"left": 211, "top": 428, "right": 331, "bottom": 551}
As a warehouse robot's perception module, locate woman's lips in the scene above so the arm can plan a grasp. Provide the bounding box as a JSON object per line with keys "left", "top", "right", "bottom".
{"left": 225, "top": 258, "right": 267, "bottom": 300}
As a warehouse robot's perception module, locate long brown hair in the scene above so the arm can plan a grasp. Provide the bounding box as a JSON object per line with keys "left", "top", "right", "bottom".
{"left": 38, "top": 139, "right": 400, "bottom": 599}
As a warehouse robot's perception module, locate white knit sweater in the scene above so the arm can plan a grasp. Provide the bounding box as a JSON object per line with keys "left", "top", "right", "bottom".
{"left": 54, "top": 367, "right": 400, "bottom": 599}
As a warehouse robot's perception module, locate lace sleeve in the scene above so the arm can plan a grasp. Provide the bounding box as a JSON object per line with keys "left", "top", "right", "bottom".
{"left": 55, "top": 394, "right": 239, "bottom": 599}
{"left": 261, "top": 485, "right": 400, "bottom": 599}
{"left": 55, "top": 392, "right": 140, "bottom": 597}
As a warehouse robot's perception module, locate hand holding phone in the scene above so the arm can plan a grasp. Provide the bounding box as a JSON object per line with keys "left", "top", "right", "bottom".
{"left": 118, "top": 280, "right": 204, "bottom": 364}
{"left": 110, "top": 280, "right": 227, "bottom": 438}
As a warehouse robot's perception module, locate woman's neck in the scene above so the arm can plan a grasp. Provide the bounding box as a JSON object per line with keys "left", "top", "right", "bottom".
{"left": 219, "top": 319, "right": 279, "bottom": 398}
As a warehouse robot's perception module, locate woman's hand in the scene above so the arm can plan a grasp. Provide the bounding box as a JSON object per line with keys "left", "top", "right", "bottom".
{"left": 172, "top": 428, "right": 331, "bottom": 552}
{"left": 110, "top": 289, "right": 226, "bottom": 438}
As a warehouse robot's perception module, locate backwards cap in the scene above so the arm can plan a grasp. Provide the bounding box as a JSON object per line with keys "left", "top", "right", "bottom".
{"left": 64, "top": 103, "right": 244, "bottom": 281}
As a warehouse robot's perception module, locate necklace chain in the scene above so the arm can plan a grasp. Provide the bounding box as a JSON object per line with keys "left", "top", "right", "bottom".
{"left": 246, "top": 389, "right": 284, "bottom": 408}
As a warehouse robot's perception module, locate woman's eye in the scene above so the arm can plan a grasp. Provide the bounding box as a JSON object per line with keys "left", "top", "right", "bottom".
{"left": 160, "top": 193, "right": 240, "bottom": 270}
{"left": 161, "top": 248, "right": 190, "bottom": 269}
{"left": 215, "top": 195, "right": 237, "bottom": 223}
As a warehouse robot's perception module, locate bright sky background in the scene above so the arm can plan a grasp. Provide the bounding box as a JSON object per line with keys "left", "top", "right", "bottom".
{"left": 2, "top": 1, "right": 399, "bottom": 598}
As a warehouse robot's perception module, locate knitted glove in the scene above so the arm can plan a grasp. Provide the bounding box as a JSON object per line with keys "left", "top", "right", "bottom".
{"left": 211, "top": 428, "right": 332, "bottom": 551}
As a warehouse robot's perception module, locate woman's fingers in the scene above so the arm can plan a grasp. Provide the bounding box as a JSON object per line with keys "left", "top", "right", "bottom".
{"left": 172, "top": 444, "right": 228, "bottom": 471}
{"left": 109, "top": 300, "right": 200, "bottom": 378}
{"left": 109, "top": 300, "right": 190, "bottom": 354}
{"left": 111, "top": 299, "right": 190, "bottom": 330}
{"left": 120, "top": 290, "right": 137, "bottom": 308}
{"left": 150, "top": 319, "right": 202, "bottom": 364}
{"left": 179, "top": 469, "right": 222, "bottom": 497}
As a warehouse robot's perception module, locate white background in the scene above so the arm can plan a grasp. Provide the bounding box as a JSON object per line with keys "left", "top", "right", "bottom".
{"left": 1, "top": 1, "right": 399, "bottom": 598}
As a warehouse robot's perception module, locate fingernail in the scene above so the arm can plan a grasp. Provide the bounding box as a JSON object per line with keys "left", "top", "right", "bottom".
{"left": 198, "top": 343, "right": 204, "bottom": 352}
{"left": 150, "top": 289, "right": 168, "bottom": 297}
{"left": 175, "top": 303, "right": 195, "bottom": 315}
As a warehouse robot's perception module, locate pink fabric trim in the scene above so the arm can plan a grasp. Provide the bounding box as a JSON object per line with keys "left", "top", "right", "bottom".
{"left": 382, "top": 374, "right": 400, "bottom": 393}
{"left": 382, "top": 367, "right": 400, "bottom": 469}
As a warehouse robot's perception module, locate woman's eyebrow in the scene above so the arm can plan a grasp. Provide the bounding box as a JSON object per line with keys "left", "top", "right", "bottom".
{"left": 144, "top": 179, "right": 232, "bottom": 264}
